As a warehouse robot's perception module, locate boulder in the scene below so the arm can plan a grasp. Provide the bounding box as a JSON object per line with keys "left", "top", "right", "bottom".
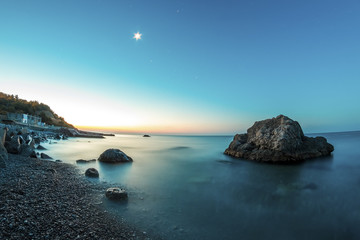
{"left": 224, "top": 115, "right": 334, "bottom": 162}
{"left": 33, "top": 136, "right": 41, "bottom": 145}
{"left": 143, "top": 134, "right": 151, "bottom": 137}
{"left": 98, "top": 149, "right": 133, "bottom": 163}
{"left": 19, "top": 144, "right": 35, "bottom": 157}
{"left": 54, "top": 134, "right": 61, "bottom": 140}
{"left": 105, "top": 188, "right": 128, "bottom": 200}
{"left": 4, "top": 136, "right": 21, "bottom": 154}
{"left": 85, "top": 168, "right": 99, "bottom": 178}
{"left": 40, "top": 153, "right": 53, "bottom": 160}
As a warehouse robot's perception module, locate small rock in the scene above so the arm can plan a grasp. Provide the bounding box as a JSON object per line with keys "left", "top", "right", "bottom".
{"left": 29, "top": 151, "right": 37, "bottom": 158}
{"left": 37, "top": 145, "right": 47, "bottom": 150}
{"left": 85, "top": 168, "right": 99, "bottom": 178}
{"left": 105, "top": 188, "right": 128, "bottom": 200}
{"left": 76, "top": 159, "right": 96, "bottom": 164}
{"left": 40, "top": 153, "right": 53, "bottom": 159}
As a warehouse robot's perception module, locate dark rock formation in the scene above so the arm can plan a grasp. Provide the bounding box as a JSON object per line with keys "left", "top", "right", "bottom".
{"left": 105, "top": 188, "right": 128, "bottom": 200}
{"left": 4, "top": 136, "right": 21, "bottom": 154}
{"left": 40, "top": 153, "right": 53, "bottom": 160}
{"left": 19, "top": 144, "right": 35, "bottom": 157}
{"left": 98, "top": 149, "right": 133, "bottom": 163}
{"left": 224, "top": 115, "right": 334, "bottom": 162}
{"left": 76, "top": 159, "right": 96, "bottom": 164}
{"left": 85, "top": 168, "right": 99, "bottom": 178}
{"left": 143, "top": 134, "right": 151, "bottom": 137}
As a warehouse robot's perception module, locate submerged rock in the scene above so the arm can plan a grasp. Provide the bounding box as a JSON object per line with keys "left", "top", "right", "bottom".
{"left": 105, "top": 188, "right": 128, "bottom": 200}
{"left": 225, "top": 115, "right": 334, "bottom": 162}
{"left": 98, "top": 149, "right": 133, "bottom": 163}
{"left": 85, "top": 168, "right": 99, "bottom": 178}
{"left": 76, "top": 159, "right": 96, "bottom": 164}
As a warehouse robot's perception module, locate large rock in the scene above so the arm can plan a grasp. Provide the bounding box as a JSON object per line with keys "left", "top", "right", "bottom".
{"left": 224, "top": 115, "right": 334, "bottom": 162}
{"left": 98, "top": 149, "right": 133, "bottom": 163}
{"left": 4, "top": 136, "right": 21, "bottom": 154}
{"left": 19, "top": 144, "right": 35, "bottom": 157}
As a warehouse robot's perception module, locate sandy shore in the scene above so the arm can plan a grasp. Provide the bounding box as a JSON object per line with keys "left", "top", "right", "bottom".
{"left": 0, "top": 154, "right": 161, "bottom": 240}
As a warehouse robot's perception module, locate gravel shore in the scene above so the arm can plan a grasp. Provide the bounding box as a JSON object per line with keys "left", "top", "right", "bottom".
{"left": 0, "top": 154, "right": 160, "bottom": 240}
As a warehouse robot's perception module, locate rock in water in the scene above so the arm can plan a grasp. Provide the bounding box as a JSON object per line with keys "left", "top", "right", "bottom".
{"left": 76, "top": 159, "right": 96, "bottom": 164}
{"left": 224, "top": 115, "right": 334, "bottom": 162}
{"left": 85, "top": 168, "right": 99, "bottom": 178}
{"left": 98, "top": 149, "right": 133, "bottom": 163}
{"left": 105, "top": 188, "right": 128, "bottom": 200}
{"left": 40, "top": 153, "right": 53, "bottom": 160}
{"left": 37, "top": 145, "right": 47, "bottom": 150}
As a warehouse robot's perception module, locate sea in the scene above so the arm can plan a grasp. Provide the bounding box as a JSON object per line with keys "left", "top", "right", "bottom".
{"left": 40, "top": 131, "right": 360, "bottom": 240}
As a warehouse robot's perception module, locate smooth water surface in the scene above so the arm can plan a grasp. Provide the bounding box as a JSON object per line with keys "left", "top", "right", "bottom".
{"left": 42, "top": 132, "right": 360, "bottom": 239}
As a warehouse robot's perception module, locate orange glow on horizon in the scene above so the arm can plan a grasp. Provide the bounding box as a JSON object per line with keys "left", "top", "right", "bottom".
{"left": 75, "top": 123, "right": 232, "bottom": 135}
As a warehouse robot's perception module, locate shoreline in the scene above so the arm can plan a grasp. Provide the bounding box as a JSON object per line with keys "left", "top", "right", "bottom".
{"left": 1, "top": 148, "right": 161, "bottom": 239}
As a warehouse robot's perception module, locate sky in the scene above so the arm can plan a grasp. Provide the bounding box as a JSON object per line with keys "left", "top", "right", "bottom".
{"left": 0, "top": 0, "right": 359, "bottom": 134}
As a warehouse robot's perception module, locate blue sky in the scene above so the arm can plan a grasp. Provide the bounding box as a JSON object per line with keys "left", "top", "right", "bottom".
{"left": 0, "top": 0, "right": 359, "bottom": 134}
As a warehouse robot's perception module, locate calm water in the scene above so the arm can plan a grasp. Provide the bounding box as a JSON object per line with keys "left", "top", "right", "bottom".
{"left": 42, "top": 131, "right": 360, "bottom": 240}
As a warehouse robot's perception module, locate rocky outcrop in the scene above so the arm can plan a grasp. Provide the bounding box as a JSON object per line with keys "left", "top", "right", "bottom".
{"left": 224, "top": 115, "right": 334, "bottom": 162}
{"left": 143, "top": 134, "right": 150, "bottom": 137}
{"left": 105, "top": 188, "right": 128, "bottom": 200}
{"left": 98, "top": 149, "right": 133, "bottom": 163}
{"left": 85, "top": 168, "right": 99, "bottom": 178}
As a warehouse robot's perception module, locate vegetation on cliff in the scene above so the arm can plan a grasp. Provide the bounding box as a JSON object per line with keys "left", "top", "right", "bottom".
{"left": 0, "top": 92, "right": 74, "bottom": 128}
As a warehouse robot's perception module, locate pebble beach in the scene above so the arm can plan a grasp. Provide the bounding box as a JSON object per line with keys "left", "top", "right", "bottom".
{"left": 0, "top": 153, "right": 160, "bottom": 240}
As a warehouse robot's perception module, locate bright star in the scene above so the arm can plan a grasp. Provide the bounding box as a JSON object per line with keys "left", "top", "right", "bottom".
{"left": 133, "top": 32, "right": 142, "bottom": 41}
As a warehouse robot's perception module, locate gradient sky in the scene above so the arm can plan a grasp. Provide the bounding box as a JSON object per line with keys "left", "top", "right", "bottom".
{"left": 0, "top": 0, "right": 359, "bottom": 134}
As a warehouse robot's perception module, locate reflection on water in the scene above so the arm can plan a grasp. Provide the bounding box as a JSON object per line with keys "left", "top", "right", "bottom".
{"left": 42, "top": 132, "right": 360, "bottom": 239}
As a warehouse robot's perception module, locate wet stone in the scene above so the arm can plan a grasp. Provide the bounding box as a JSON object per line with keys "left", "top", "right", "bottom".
{"left": 105, "top": 188, "right": 128, "bottom": 200}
